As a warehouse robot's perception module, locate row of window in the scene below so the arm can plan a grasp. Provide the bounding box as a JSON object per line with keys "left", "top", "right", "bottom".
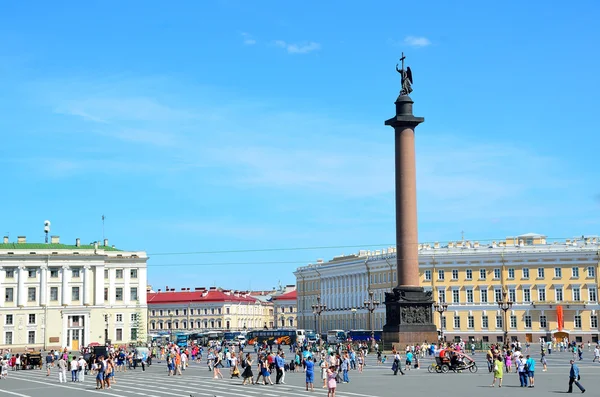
{"left": 4, "top": 331, "right": 35, "bottom": 345}
{"left": 3, "top": 286, "right": 139, "bottom": 303}
{"left": 3, "top": 313, "right": 139, "bottom": 326}
{"left": 4, "top": 268, "right": 138, "bottom": 279}
{"left": 441, "top": 314, "right": 598, "bottom": 330}
{"left": 426, "top": 266, "right": 596, "bottom": 281}
{"left": 150, "top": 306, "right": 276, "bottom": 317}
{"left": 437, "top": 286, "right": 598, "bottom": 304}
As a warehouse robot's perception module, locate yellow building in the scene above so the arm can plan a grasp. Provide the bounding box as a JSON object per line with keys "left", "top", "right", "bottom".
{"left": 295, "top": 233, "right": 600, "bottom": 344}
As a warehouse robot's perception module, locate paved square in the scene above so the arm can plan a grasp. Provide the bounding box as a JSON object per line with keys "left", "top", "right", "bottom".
{"left": 0, "top": 349, "right": 598, "bottom": 397}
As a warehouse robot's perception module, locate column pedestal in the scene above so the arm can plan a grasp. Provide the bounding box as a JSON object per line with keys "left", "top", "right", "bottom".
{"left": 383, "top": 286, "right": 437, "bottom": 350}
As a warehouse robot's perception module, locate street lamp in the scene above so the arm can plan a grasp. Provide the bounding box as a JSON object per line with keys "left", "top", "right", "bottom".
{"left": 351, "top": 308, "right": 357, "bottom": 330}
{"left": 169, "top": 312, "right": 174, "bottom": 342}
{"left": 497, "top": 289, "right": 513, "bottom": 345}
{"left": 312, "top": 296, "right": 326, "bottom": 336}
{"left": 364, "top": 291, "right": 380, "bottom": 347}
{"left": 433, "top": 300, "right": 448, "bottom": 343}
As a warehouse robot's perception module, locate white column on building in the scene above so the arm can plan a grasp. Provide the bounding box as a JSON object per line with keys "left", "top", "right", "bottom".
{"left": 84, "top": 312, "right": 90, "bottom": 347}
{"left": 61, "top": 265, "right": 71, "bottom": 306}
{"left": 40, "top": 265, "right": 48, "bottom": 306}
{"left": 62, "top": 312, "right": 68, "bottom": 348}
{"left": 108, "top": 268, "right": 116, "bottom": 305}
{"left": 83, "top": 265, "right": 91, "bottom": 306}
{"left": 0, "top": 267, "right": 4, "bottom": 307}
{"left": 138, "top": 267, "right": 147, "bottom": 304}
{"left": 95, "top": 264, "right": 105, "bottom": 305}
{"left": 124, "top": 267, "right": 131, "bottom": 303}
{"left": 17, "top": 266, "right": 26, "bottom": 307}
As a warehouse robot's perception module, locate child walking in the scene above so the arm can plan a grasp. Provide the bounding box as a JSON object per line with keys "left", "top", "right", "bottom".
{"left": 327, "top": 365, "right": 337, "bottom": 397}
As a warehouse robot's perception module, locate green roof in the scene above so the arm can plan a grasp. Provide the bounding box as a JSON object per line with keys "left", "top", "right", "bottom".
{"left": 0, "top": 243, "right": 121, "bottom": 251}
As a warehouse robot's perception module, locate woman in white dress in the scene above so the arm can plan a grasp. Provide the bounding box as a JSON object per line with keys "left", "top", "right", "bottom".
{"left": 320, "top": 356, "right": 328, "bottom": 388}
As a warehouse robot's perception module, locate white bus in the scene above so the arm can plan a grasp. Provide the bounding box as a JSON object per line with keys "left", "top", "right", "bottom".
{"left": 327, "top": 329, "right": 347, "bottom": 344}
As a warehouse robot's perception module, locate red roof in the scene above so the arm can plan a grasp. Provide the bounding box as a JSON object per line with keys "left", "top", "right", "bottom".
{"left": 148, "top": 289, "right": 259, "bottom": 305}
{"left": 272, "top": 290, "right": 297, "bottom": 301}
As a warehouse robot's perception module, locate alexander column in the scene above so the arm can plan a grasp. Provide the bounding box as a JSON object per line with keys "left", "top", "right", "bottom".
{"left": 382, "top": 53, "right": 438, "bottom": 349}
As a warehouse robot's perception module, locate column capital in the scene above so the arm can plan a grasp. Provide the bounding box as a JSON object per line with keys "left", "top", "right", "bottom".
{"left": 18, "top": 265, "right": 26, "bottom": 270}
{"left": 40, "top": 265, "right": 48, "bottom": 271}
{"left": 83, "top": 265, "right": 92, "bottom": 270}
{"left": 62, "top": 265, "right": 70, "bottom": 270}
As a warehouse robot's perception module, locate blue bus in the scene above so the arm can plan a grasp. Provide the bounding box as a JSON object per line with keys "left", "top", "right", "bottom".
{"left": 176, "top": 333, "right": 189, "bottom": 348}
{"left": 347, "top": 329, "right": 382, "bottom": 342}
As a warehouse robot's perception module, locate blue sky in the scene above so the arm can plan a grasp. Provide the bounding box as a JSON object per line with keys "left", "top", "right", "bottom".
{"left": 1, "top": 1, "right": 599, "bottom": 291}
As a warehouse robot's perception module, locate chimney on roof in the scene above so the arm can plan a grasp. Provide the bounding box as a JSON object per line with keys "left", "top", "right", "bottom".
{"left": 51, "top": 235, "right": 60, "bottom": 244}
{"left": 3, "top": 236, "right": 8, "bottom": 244}
{"left": 75, "top": 238, "right": 80, "bottom": 247}
{"left": 103, "top": 239, "right": 108, "bottom": 246}
{"left": 17, "top": 236, "right": 26, "bottom": 244}
{"left": 166, "top": 286, "right": 169, "bottom": 291}
{"left": 158, "top": 289, "right": 162, "bottom": 292}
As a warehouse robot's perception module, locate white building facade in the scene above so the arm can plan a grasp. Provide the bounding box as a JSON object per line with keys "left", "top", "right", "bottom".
{"left": 0, "top": 235, "right": 148, "bottom": 351}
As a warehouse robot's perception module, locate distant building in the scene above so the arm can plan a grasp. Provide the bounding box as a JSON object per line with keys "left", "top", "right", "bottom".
{"left": 147, "top": 287, "right": 274, "bottom": 333}
{"left": 271, "top": 286, "right": 297, "bottom": 329}
{"left": 0, "top": 235, "right": 148, "bottom": 351}
{"left": 295, "top": 233, "right": 600, "bottom": 344}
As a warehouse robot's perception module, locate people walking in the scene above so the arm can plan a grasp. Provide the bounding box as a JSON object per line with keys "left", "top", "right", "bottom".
{"left": 57, "top": 356, "right": 67, "bottom": 383}
{"left": 568, "top": 360, "right": 585, "bottom": 393}
{"left": 241, "top": 353, "right": 254, "bottom": 385}
{"left": 70, "top": 356, "right": 79, "bottom": 382}
{"left": 490, "top": 355, "right": 503, "bottom": 387}
{"left": 517, "top": 354, "right": 528, "bottom": 387}
{"left": 45, "top": 351, "right": 54, "bottom": 376}
{"left": 525, "top": 354, "right": 535, "bottom": 388}
{"left": 77, "top": 356, "right": 87, "bottom": 383}
{"left": 305, "top": 356, "right": 315, "bottom": 392}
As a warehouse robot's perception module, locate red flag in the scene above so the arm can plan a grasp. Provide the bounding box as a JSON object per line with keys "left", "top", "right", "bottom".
{"left": 556, "top": 306, "right": 564, "bottom": 331}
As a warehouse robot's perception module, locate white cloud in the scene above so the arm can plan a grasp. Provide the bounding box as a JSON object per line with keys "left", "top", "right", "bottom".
{"left": 404, "top": 36, "right": 431, "bottom": 47}
{"left": 241, "top": 32, "right": 256, "bottom": 45}
{"left": 274, "top": 40, "right": 320, "bottom": 54}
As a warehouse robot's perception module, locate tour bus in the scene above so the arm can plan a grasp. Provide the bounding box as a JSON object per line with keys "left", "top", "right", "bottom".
{"left": 306, "top": 330, "right": 319, "bottom": 343}
{"left": 347, "top": 329, "right": 382, "bottom": 342}
{"left": 246, "top": 329, "right": 306, "bottom": 345}
{"left": 223, "top": 331, "right": 242, "bottom": 345}
{"left": 327, "top": 329, "right": 347, "bottom": 344}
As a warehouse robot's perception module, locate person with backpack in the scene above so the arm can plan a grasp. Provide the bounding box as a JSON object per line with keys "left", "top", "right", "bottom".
{"left": 241, "top": 353, "right": 254, "bottom": 385}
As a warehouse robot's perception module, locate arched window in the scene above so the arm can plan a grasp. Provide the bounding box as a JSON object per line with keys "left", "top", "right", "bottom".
{"left": 174, "top": 321, "right": 179, "bottom": 329}
{"left": 159, "top": 322, "right": 163, "bottom": 330}
{"left": 226, "top": 321, "right": 230, "bottom": 329}
{"left": 289, "top": 318, "right": 294, "bottom": 327}
{"left": 217, "top": 321, "right": 221, "bottom": 328}
{"left": 151, "top": 322, "right": 156, "bottom": 330}
{"left": 182, "top": 321, "right": 187, "bottom": 329}
{"left": 210, "top": 320, "right": 215, "bottom": 328}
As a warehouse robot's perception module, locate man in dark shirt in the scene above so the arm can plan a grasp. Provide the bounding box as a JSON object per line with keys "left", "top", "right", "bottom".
{"left": 46, "top": 351, "right": 54, "bottom": 376}
{"left": 568, "top": 360, "right": 585, "bottom": 393}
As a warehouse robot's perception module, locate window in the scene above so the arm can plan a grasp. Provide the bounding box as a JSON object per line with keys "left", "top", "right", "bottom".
{"left": 4, "top": 332, "right": 12, "bottom": 345}
{"left": 466, "top": 288, "right": 474, "bottom": 303}
{"left": 523, "top": 288, "right": 531, "bottom": 302}
{"left": 116, "top": 314, "right": 123, "bottom": 322}
{"left": 28, "top": 287, "right": 36, "bottom": 302}
{"left": 540, "top": 315, "right": 547, "bottom": 328}
{"left": 465, "top": 269, "right": 472, "bottom": 280}
{"left": 494, "top": 289, "right": 502, "bottom": 303}
{"left": 588, "top": 266, "right": 596, "bottom": 278}
{"left": 226, "top": 308, "right": 230, "bottom": 314}
{"left": 183, "top": 309, "right": 187, "bottom": 316}
{"left": 175, "top": 309, "right": 179, "bottom": 316}
{"left": 438, "top": 290, "right": 446, "bottom": 303}
{"left": 441, "top": 316, "right": 446, "bottom": 329}
{"left": 452, "top": 290, "right": 460, "bottom": 303}
{"left": 573, "top": 287, "right": 581, "bottom": 301}
{"left": 522, "top": 268, "right": 529, "bottom": 279}
{"left": 537, "top": 268, "right": 545, "bottom": 278}
{"left": 116, "top": 328, "right": 123, "bottom": 341}
{"left": 589, "top": 287, "right": 597, "bottom": 302}
{"left": 159, "top": 310, "right": 163, "bottom": 316}
{"left": 454, "top": 316, "right": 460, "bottom": 328}
{"left": 554, "top": 268, "right": 562, "bottom": 278}
{"left": 572, "top": 267, "right": 579, "bottom": 278}
{"left": 130, "top": 269, "right": 138, "bottom": 278}
{"left": 451, "top": 269, "right": 459, "bottom": 280}
{"left": 115, "top": 288, "right": 123, "bottom": 301}
{"left": 104, "top": 269, "right": 109, "bottom": 279}
{"left": 28, "top": 268, "right": 36, "bottom": 278}
{"left": 5, "top": 288, "right": 13, "bottom": 302}
{"left": 131, "top": 328, "right": 138, "bottom": 341}
{"left": 538, "top": 287, "right": 546, "bottom": 302}
{"left": 482, "top": 315, "right": 489, "bottom": 328}
{"left": 574, "top": 315, "right": 582, "bottom": 328}
{"left": 130, "top": 287, "right": 138, "bottom": 301}
{"left": 524, "top": 315, "right": 532, "bottom": 328}
{"left": 424, "top": 270, "right": 431, "bottom": 280}
{"left": 508, "top": 268, "right": 515, "bottom": 279}
{"left": 555, "top": 287, "right": 563, "bottom": 302}
{"left": 104, "top": 288, "right": 108, "bottom": 301}
{"left": 495, "top": 315, "right": 503, "bottom": 328}
{"left": 218, "top": 308, "right": 222, "bottom": 314}
{"left": 204, "top": 309, "right": 208, "bottom": 315}
{"left": 190, "top": 309, "right": 194, "bottom": 315}
{"left": 50, "top": 287, "right": 58, "bottom": 301}
{"left": 5, "top": 314, "right": 13, "bottom": 325}
{"left": 116, "top": 269, "right": 123, "bottom": 279}
{"left": 493, "top": 268, "right": 501, "bottom": 279}
{"left": 131, "top": 313, "right": 138, "bottom": 322}
{"left": 72, "top": 268, "right": 80, "bottom": 278}
{"left": 510, "top": 315, "right": 517, "bottom": 328}
{"left": 28, "top": 314, "right": 35, "bottom": 324}
{"left": 72, "top": 287, "right": 80, "bottom": 301}
{"left": 467, "top": 315, "right": 474, "bottom": 328}
{"left": 509, "top": 288, "right": 516, "bottom": 303}
{"left": 5, "top": 268, "right": 14, "bottom": 278}
{"left": 211, "top": 308, "right": 215, "bottom": 315}
{"left": 438, "top": 270, "right": 445, "bottom": 280}
{"left": 480, "top": 289, "right": 488, "bottom": 303}
{"left": 50, "top": 268, "right": 59, "bottom": 278}
{"left": 592, "top": 315, "right": 598, "bottom": 329}
{"left": 28, "top": 331, "right": 35, "bottom": 344}
{"left": 479, "top": 269, "right": 486, "bottom": 280}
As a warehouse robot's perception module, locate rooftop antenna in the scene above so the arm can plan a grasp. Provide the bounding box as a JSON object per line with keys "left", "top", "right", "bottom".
{"left": 461, "top": 230, "right": 465, "bottom": 242}
{"left": 44, "top": 220, "right": 51, "bottom": 244}
{"left": 102, "top": 215, "right": 106, "bottom": 240}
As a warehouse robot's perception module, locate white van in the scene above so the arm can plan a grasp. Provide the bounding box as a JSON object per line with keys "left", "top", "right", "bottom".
{"left": 327, "top": 330, "right": 347, "bottom": 344}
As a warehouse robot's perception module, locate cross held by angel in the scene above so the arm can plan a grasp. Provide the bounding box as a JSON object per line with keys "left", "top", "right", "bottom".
{"left": 396, "top": 52, "right": 413, "bottom": 95}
